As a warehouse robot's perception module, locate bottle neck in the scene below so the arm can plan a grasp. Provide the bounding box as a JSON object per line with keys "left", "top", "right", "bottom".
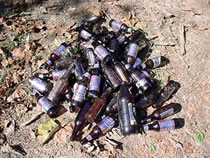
{"left": 140, "top": 115, "right": 154, "bottom": 125}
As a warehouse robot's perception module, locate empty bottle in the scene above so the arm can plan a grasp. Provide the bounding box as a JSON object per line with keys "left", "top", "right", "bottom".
{"left": 140, "top": 118, "right": 184, "bottom": 132}
{"left": 105, "top": 97, "right": 118, "bottom": 115}
{"left": 91, "top": 41, "right": 113, "bottom": 66}
{"left": 83, "top": 16, "right": 105, "bottom": 28}
{"left": 88, "top": 62, "right": 101, "bottom": 99}
{"left": 85, "top": 48, "right": 96, "bottom": 66}
{"left": 71, "top": 72, "right": 91, "bottom": 112}
{"left": 109, "top": 19, "right": 133, "bottom": 33}
{"left": 141, "top": 56, "right": 169, "bottom": 69}
{"left": 153, "top": 80, "right": 180, "bottom": 108}
{"left": 47, "top": 66, "right": 74, "bottom": 105}
{"left": 127, "top": 40, "right": 147, "bottom": 65}
{"left": 85, "top": 87, "right": 112, "bottom": 123}
{"left": 112, "top": 61, "right": 130, "bottom": 84}
{"left": 44, "top": 43, "right": 68, "bottom": 67}
{"left": 35, "top": 69, "right": 66, "bottom": 80}
{"left": 80, "top": 115, "right": 116, "bottom": 145}
{"left": 135, "top": 90, "right": 157, "bottom": 109}
{"left": 29, "top": 77, "right": 52, "bottom": 95}
{"left": 141, "top": 103, "right": 182, "bottom": 124}
{"left": 118, "top": 83, "right": 137, "bottom": 135}
{"left": 70, "top": 101, "right": 92, "bottom": 141}
{"left": 74, "top": 60, "right": 85, "bottom": 80}
{"left": 102, "top": 64, "right": 122, "bottom": 90}
{"left": 36, "top": 93, "right": 59, "bottom": 118}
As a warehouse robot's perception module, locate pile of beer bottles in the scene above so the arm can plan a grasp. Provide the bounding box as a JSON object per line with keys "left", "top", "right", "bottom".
{"left": 28, "top": 15, "right": 184, "bottom": 145}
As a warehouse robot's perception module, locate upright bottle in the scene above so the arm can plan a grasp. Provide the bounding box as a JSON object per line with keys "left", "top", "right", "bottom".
{"left": 139, "top": 118, "right": 184, "bottom": 132}
{"left": 140, "top": 56, "right": 169, "bottom": 70}
{"left": 112, "top": 61, "right": 130, "bottom": 84}
{"left": 85, "top": 87, "right": 112, "bottom": 123}
{"left": 80, "top": 116, "right": 117, "bottom": 145}
{"left": 35, "top": 69, "right": 66, "bottom": 80}
{"left": 47, "top": 66, "right": 74, "bottom": 105}
{"left": 118, "top": 83, "right": 137, "bottom": 135}
{"left": 29, "top": 77, "right": 52, "bottom": 95}
{"left": 71, "top": 72, "right": 91, "bottom": 112}
{"left": 35, "top": 93, "right": 59, "bottom": 118}
{"left": 91, "top": 41, "right": 113, "bottom": 66}
{"left": 44, "top": 43, "right": 68, "bottom": 67}
{"left": 109, "top": 19, "right": 133, "bottom": 33}
{"left": 153, "top": 80, "right": 180, "bottom": 108}
{"left": 70, "top": 101, "right": 92, "bottom": 141}
{"left": 102, "top": 64, "right": 122, "bottom": 90}
{"left": 140, "top": 103, "right": 182, "bottom": 124}
{"left": 88, "top": 62, "right": 101, "bottom": 99}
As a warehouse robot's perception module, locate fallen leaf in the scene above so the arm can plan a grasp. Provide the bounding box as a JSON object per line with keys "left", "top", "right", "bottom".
{"left": 86, "top": 7, "right": 102, "bottom": 16}
{"left": 1, "top": 60, "right": 9, "bottom": 67}
{"left": 12, "top": 48, "right": 25, "bottom": 59}
{"left": 7, "top": 87, "right": 26, "bottom": 102}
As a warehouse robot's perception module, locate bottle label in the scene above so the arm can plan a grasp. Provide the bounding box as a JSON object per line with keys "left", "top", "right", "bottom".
{"left": 80, "top": 30, "right": 92, "bottom": 40}
{"left": 54, "top": 45, "right": 66, "bottom": 56}
{"left": 143, "top": 125, "right": 149, "bottom": 131}
{"left": 136, "top": 78, "right": 148, "bottom": 89}
{"left": 46, "top": 60, "right": 52, "bottom": 66}
{"left": 132, "top": 58, "right": 142, "bottom": 69}
{"left": 89, "top": 75, "right": 101, "bottom": 92}
{"left": 73, "top": 83, "right": 79, "bottom": 93}
{"left": 152, "top": 57, "right": 161, "bottom": 68}
{"left": 98, "top": 116, "right": 115, "bottom": 134}
{"left": 159, "top": 120, "right": 175, "bottom": 131}
{"left": 86, "top": 135, "right": 93, "bottom": 141}
{"left": 141, "top": 63, "right": 146, "bottom": 69}
{"left": 128, "top": 103, "right": 137, "bottom": 125}
{"left": 31, "top": 78, "right": 48, "bottom": 93}
{"left": 95, "top": 45, "right": 109, "bottom": 61}
{"left": 141, "top": 70, "right": 150, "bottom": 78}
{"left": 128, "top": 43, "right": 139, "bottom": 57}
{"left": 160, "top": 108, "right": 174, "bottom": 119}
{"left": 87, "top": 49, "right": 96, "bottom": 66}
{"left": 38, "top": 97, "right": 53, "bottom": 113}
{"left": 117, "top": 34, "right": 126, "bottom": 44}
{"left": 52, "top": 70, "right": 66, "bottom": 80}
{"left": 111, "top": 20, "right": 122, "bottom": 32}
{"left": 72, "top": 85, "right": 87, "bottom": 103}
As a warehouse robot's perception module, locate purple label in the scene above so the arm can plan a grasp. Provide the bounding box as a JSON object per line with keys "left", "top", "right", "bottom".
{"left": 52, "top": 70, "right": 66, "bottom": 80}
{"left": 132, "top": 58, "right": 142, "bottom": 69}
{"left": 160, "top": 108, "right": 174, "bottom": 119}
{"left": 30, "top": 78, "right": 48, "bottom": 93}
{"left": 159, "top": 120, "right": 175, "bottom": 131}
{"left": 38, "top": 97, "right": 53, "bottom": 112}
{"left": 89, "top": 75, "right": 101, "bottom": 91}
{"left": 54, "top": 45, "right": 66, "bottom": 56}
{"left": 95, "top": 45, "right": 109, "bottom": 61}
{"left": 128, "top": 43, "right": 139, "bottom": 57}
{"left": 111, "top": 20, "right": 123, "bottom": 32}
{"left": 98, "top": 116, "right": 115, "bottom": 134}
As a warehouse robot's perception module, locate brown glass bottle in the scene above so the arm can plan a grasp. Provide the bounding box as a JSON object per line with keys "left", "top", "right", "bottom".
{"left": 109, "top": 19, "right": 133, "bottom": 33}
{"left": 70, "top": 101, "right": 92, "bottom": 141}
{"left": 118, "top": 82, "right": 137, "bottom": 135}
{"left": 153, "top": 80, "right": 180, "bottom": 108}
{"left": 140, "top": 118, "right": 184, "bottom": 132}
{"left": 35, "top": 69, "right": 66, "bottom": 80}
{"left": 141, "top": 56, "right": 170, "bottom": 69}
{"left": 71, "top": 72, "right": 91, "bottom": 112}
{"left": 80, "top": 115, "right": 116, "bottom": 145}
{"left": 140, "top": 103, "right": 182, "bottom": 124}
{"left": 85, "top": 87, "right": 112, "bottom": 123}
{"left": 29, "top": 77, "right": 52, "bottom": 95}
{"left": 47, "top": 66, "right": 74, "bottom": 105}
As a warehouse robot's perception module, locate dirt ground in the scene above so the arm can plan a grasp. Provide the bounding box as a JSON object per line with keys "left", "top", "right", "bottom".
{"left": 0, "top": 0, "right": 210, "bottom": 158}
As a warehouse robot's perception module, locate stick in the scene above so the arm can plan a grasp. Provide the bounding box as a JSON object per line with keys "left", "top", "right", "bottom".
{"left": 179, "top": 24, "right": 186, "bottom": 55}
{"left": 21, "top": 112, "right": 44, "bottom": 127}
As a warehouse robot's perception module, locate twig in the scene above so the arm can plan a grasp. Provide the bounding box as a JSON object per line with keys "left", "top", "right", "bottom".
{"left": 20, "top": 112, "right": 44, "bottom": 127}
{"left": 179, "top": 24, "right": 186, "bottom": 55}
{"left": 155, "top": 43, "right": 176, "bottom": 47}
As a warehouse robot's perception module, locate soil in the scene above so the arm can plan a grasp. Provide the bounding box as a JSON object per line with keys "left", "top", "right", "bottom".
{"left": 0, "top": 0, "right": 210, "bottom": 158}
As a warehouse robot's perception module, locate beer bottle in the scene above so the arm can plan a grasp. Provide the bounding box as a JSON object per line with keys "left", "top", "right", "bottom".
{"left": 47, "top": 66, "right": 74, "bottom": 105}
{"left": 35, "top": 69, "right": 66, "bottom": 80}
{"left": 80, "top": 115, "right": 116, "bottom": 145}
{"left": 100, "top": 31, "right": 116, "bottom": 45}
{"left": 140, "top": 118, "right": 184, "bottom": 132}
{"left": 44, "top": 43, "right": 68, "bottom": 67}
{"left": 71, "top": 72, "right": 91, "bottom": 112}
{"left": 109, "top": 19, "right": 133, "bottom": 33}
{"left": 29, "top": 77, "right": 52, "bottom": 95}
{"left": 88, "top": 62, "right": 101, "bottom": 99}
{"left": 139, "top": 70, "right": 157, "bottom": 87}
{"left": 112, "top": 61, "right": 130, "bottom": 84}
{"left": 102, "top": 64, "right": 122, "bottom": 90}
{"left": 105, "top": 97, "right": 118, "bottom": 115}
{"left": 118, "top": 82, "right": 137, "bottom": 135}
{"left": 85, "top": 87, "right": 112, "bottom": 123}
{"left": 141, "top": 56, "right": 170, "bottom": 69}
{"left": 74, "top": 60, "right": 85, "bottom": 81}
{"left": 153, "top": 80, "right": 180, "bottom": 108}
{"left": 127, "top": 40, "right": 147, "bottom": 65}
{"left": 140, "top": 103, "right": 182, "bottom": 124}
{"left": 35, "top": 93, "right": 59, "bottom": 118}
{"left": 91, "top": 41, "right": 113, "bottom": 66}
{"left": 135, "top": 91, "right": 157, "bottom": 109}
{"left": 79, "top": 29, "right": 97, "bottom": 41}
{"left": 70, "top": 101, "right": 92, "bottom": 141}
{"left": 85, "top": 48, "right": 96, "bottom": 67}
{"left": 83, "top": 16, "right": 105, "bottom": 28}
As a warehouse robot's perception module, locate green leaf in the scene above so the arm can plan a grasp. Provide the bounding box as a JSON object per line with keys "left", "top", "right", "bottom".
{"left": 196, "top": 129, "right": 205, "bottom": 142}
{"left": 150, "top": 141, "right": 156, "bottom": 152}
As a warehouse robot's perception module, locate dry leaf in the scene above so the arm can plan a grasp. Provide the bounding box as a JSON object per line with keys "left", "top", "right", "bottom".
{"left": 86, "top": 7, "right": 102, "bottom": 16}
{"left": 1, "top": 60, "right": 9, "bottom": 67}
{"left": 12, "top": 48, "right": 25, "bottom": 59}
{"left": 7, "top": 87, "right": 26, "bottom": 102}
